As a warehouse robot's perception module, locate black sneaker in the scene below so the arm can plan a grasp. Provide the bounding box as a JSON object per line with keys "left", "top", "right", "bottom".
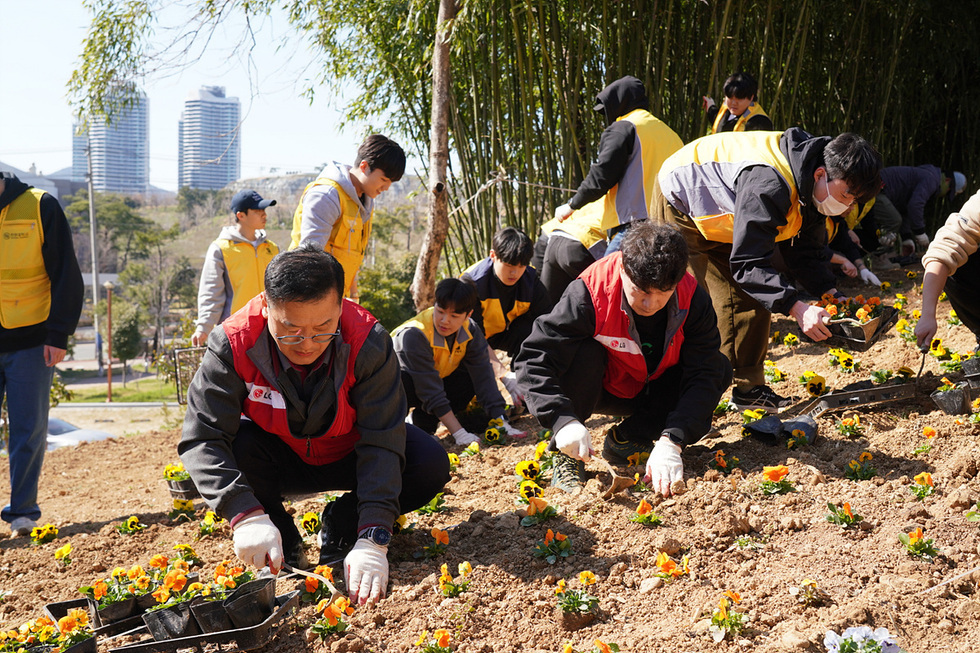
{"left": 318, "top": 503, "right": 357, "bottom": 568}
{"left": 601, "top": 425, "right": 650, "bottom": 466}
{"left": 551, "top": 452, "right": 585, "bottom": 494}
{"left": 731, "top": 385, "right": 792, "bottom": 413}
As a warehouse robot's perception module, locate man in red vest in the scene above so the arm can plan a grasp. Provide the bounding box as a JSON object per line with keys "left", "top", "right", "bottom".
{"left": 515, "top": 221, "right": 731, "bottom": 496}
{"left": 180, "top": 245, "right": 449, "bottom": 605}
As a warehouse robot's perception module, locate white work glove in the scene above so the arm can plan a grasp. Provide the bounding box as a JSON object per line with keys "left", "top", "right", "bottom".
{"left": 902, "top": 239, "right": 915, "bottom": 256}
{"left": 345, "top": 538, "right": 389, "bottom": 605}
{"left": 495, "top": 416, "right": 527, "bottom": 439}
{"left": 914, "top": 233, "right": 930, "bottom": 249}
{"left": 702, "top": 95, "right": 716, "bottom": 112}
{"left": 501, "top": 372, "right": 524, "bottom": 410}
{"left": 190, "top": 328, "right": 208, "bottom": 347}
{"left": 859, "top": 268, "right": 881, "bottom": 286}
{"left": 879, "top": 232, "right": 897, "bottom": 248}
{"left": 644, "top": 436, "right": 683, "bottom": 497}
{"left": 554, "top": 204, "right": 574, "bottom": 221}
{"left": 451, "top": 428, "right": 481, "bottom": 446}
{"left": 554, "top": 420, "right": 593, "bottom": 462}
{"left": 233, "top": 513, "right": 283, "bottom": 573}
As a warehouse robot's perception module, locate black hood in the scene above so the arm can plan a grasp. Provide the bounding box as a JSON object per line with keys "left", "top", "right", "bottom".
{"left": 594, "top": 76, "right": 649, "bottom": 126}
{"left": 779, "top": 127, "right": 830, "bottom": 208}
{"left": 0, "top": 172, "right": 31, "bottom": 211}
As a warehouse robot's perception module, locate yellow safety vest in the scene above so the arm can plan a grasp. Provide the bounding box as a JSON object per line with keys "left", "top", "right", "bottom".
{"left": 711, "top": 102, "right": 770, "bottom": 134}
{"left": 393, "top": 307, "right": 473, "bottom": 378}
{"left": 576, "top": 109, "right": 684, "bottom": 232}
{"left": 826, "top": 197, "right": 876, "bottom": 241}
{"left": 289, "top": 178, "right": 371, "bottom": 297}
{"left": 660, "top": 131, "right": 801, "bottom": 244}
{"left": 0, "top": 188, "right": 50, "bottom": 329}
{"left": 217, "top": 238, "right": 279, "bottom": 314}
{"left": 462, "top": 257, "right": 534, "bottom": 339}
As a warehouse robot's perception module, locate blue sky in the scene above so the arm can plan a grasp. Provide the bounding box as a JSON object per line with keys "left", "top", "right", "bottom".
{"left": 0, "top": 1, "right": 389, "bottom": 191}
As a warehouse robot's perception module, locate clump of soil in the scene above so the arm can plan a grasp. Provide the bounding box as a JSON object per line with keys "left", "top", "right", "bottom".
{"left": 1, "top": 266, "right": 979, "bottom": 653}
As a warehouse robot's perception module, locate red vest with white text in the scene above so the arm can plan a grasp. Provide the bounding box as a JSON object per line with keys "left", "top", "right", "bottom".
{"left": 580, "top": 252, "right": 696, "bottom": 398}
{"left": 223, "top": 294, "right": 376, "bottom": 465}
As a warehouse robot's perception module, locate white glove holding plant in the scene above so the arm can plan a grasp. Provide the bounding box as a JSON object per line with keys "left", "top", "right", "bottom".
{"left": 233, "top": 513, "right": 283, "bottom": 573}
{"left": 554, "top": 420, "right": 592, "bottom": 461}
{"left": 496, "top": 416, "right": 526, "bottom": 439}
{"left": 501, "top": 372, "right": 524, "bottom": 410}
{"left": 859, "top": 268, "right": 881, "bottom": 286}
{"left": 914, "top": 233, "right": 930, "bottom": 249}
{"left": 345, "top": 538, "right": 389, "bottom": 605}
{"left": 451, "top": 428, "right": 481, "bottom": 446}
{"left": 644, "top": 436, "right": 683, "bottom": 497}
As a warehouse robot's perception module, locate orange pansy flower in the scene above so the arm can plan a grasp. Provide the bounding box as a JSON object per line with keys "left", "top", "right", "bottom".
{"left": 636, "top": 499, "right": 653, "bottom": 515}
{"left": 762, "top": 465, "right": 789, "bottom": 482}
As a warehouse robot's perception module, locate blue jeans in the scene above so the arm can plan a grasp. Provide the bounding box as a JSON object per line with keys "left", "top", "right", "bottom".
{"left": 0, "top": 345, "right": 53, "bottom": 523}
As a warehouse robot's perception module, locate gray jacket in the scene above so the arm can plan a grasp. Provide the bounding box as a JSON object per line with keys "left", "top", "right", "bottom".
{"left": 296, "top": 162, "right": 373, "bottom": 249}
{"left": 194, "top": 225, "right": 277, "bottom": 335}
{"left": 179, "top": 315, "right": 407, "bottom": 532}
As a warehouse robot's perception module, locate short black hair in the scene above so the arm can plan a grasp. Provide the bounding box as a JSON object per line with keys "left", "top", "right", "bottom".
{"left": 434, "top": 278, "right": 478, "bottom": 315}
{"left": 823, "top": 133, "right": 883, "bottom": 203}
{"left": 355, "top": 134, "right": 407, "bottom": 182}
{"left": 621, "top": 221, "right": 689, "bottom": 291}
{"left": 264, "top": 244, "right": 344, "bottom": 305}
{"left": 723, "top": 72, "right": 759, "bottom": 101}
{"left": 491, "top": 227, "right": 533, "bottom": 266}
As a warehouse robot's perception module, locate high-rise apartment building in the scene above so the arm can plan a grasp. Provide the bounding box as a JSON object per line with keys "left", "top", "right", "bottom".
{"left": 71, "top": 91, "right": 149, "bottom": 194}
{"left": 177, "top": 86, "right": 241, "bottom": 190}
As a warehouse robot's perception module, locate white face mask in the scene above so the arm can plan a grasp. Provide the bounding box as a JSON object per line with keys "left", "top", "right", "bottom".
{"left": 814, "top": 175, "right": 850, "bottom": 216}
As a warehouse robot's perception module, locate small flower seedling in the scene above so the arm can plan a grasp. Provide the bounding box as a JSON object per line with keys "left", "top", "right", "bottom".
{"left": 948, "top": 309, "right": 962, "bottom": 326}
{"left": 763, "top": 360, "right": 784, "bottom": 383}
{"left": 172, "top": 543, "right": 202, "bottom": 566}
{"left": 629, "top": 499, "right": 663, "bottom": 527}
{"left": 301, "top": 511, "right": 321, "bottom": 535}
{"left": 783, "top": 333, "right": 799, "bottom": 347}
{"left": 519, "top": 480, "right": 544, "bottom": 502}
{"left": 555, "top": 571, "right": 599, "bottom": 614}
{"left": 708, "top": 591, "right": 744, "bottom": 642}
{"left": 895, "top": 318, "right": 916, "bottom": 342}
{"left": 909, "top": 472, "right": 934, "bottom": 500}
{"left": 759, "top": 465, "right": 795, "bottom": 495}
{"left": 55, "top": 542, "right": 73, "bottom": 568}
{"left": 310, "top": 596, "right": 354, "bottom": 639}
{"left": 417, "top": 528, "right": 449, "bottom": 559}
{"left": 115, "top": 516, "right": 146, "bottom": 536}
{"left": 415, "top": 492, "right": 448, "bottom": 515}
{"left": 786, "top": 428, "right": 812, "bottom": 450}
{"left": 394, "top": 514, "right": 416, "bottom": 534}
{"left": 301, "top": 565, "right": 337, "bottom": 604}
{"left": 711, "top": 449, "right": 739, "bottom": 474}
{"left": 654, "top": 551, "right": 689, "bottom": 580}
{"left": 911, "top": 443, "right": 933, "bottom": 456}
{"left": 415, "top": 629, "right": 453, "bottom": 653}
{"left": 626, "top": 451, "right": 650, "bottom": 467}
{"left": 532, "top": 528, "right": 573, "bottom": 564}
{"left": 460, "top": 441, "right": 481, "bottom": 457}
{"left": 826, "top": 502, "right": 863, "bottom": 528}
{"left": 844, "top": 452, "right": 876, "bottom": 480}
{"left": 870, "top": 369, "right": 894, "bottom": 385}
{"left": 929, "top": 338, "right": 949, "bottom": 360}
{"left": 438, "top": 561, "right": 472, "bottom": 597}
{"left": 734, "top": 535, "right": 765, "bottom": 550}
{"left": 537, "top": 428, "right": 553, "bottom": 442}
{"left": 198, "top": 511, "right": 223, "bottom": 539}
{"left": 515, "top": 459, "right": 542, "bottom": 483}
{"left": 714, "top": 398, "right": 738, "bottom": 415}
{"left": 799, "top": 372, "right": 828, "bottom": 397}
{"left": 789, "top": 579, "right": 829, "bottom": 607}
{"left": 898, "top": 527, "right": 939, "bottom": 561}
{"left": 163, "top": 462, "right": 191, "bottom": 482}
{"left": 824, "top": 626, "right": 900, "bottom": 653}
{"left": 828, "top": 348, "right": 859, "bottom": 374}
{"left": 447, "top": 452, "right": 460, "bottom": 472}
{"left": 484, "top": 419, "right": 504, "bottom": 446}
{"left": 836, "top": 415, "right": 865, "bottom": 438}
{"left": 936, "top": 377, "right": 957, "bottom": 393}
{"left": 965, "top": 503, "right": 980, "bottom": 522}
{"left": 741, "top": 408, "right": 765, "bottom": 425}
{"left": 168, "top": 499, "right": 196, "bottom": 523}
{"left": 30, "top": 523, "right": 59, "bottom": 545}
{"left": 632, "top": 473, "right": 650, "bottom": 492}
{"left": 521, "top": 497, "right": 557, "bottom": 527}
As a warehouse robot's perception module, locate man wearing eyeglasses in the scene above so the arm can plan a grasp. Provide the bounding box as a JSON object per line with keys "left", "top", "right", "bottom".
{"left": 179, "top": 244, "right": 449, "bottom": 606}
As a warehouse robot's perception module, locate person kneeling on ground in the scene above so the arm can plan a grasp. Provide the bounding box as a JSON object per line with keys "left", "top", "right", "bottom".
{"left": 916, "top": 189, "right": 980, "bottom": 352}
{"left": 180, "top": 245, "right": 450, "bottom": 605}
{"left": 393, "top": 279, "right": 524, "bottom": 446}
{"left": 515, "top": 221, "right": 732, "bottom": 496}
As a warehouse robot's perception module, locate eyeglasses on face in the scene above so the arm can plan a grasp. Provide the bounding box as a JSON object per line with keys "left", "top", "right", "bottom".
{"left": 274, "top": 331, "right": 341, "bottom": 345}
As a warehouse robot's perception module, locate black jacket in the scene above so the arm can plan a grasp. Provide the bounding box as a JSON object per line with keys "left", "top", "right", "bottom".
{"left": 568, "top": 76, "right": 649, "bottom": 210}
{"left": 0, "top": 172, "right": 83, "bottom": 353}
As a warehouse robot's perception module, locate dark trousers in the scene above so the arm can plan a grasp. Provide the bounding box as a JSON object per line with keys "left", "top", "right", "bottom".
{"left": 561, "top": 337, "right": 682, "bottom": 444}
{"left": 401, "top": 367, "right": 475, "bottom": 434}
{"left": 946, "top": 254, "right": 980, "bottom": 345}
{"left": 531, "top": 231, "right": 549, "bottom": 272}
{"left": 488, "top": 316, "right": 535, "bottom": 362}
{"left": 542, "top": 236, "right": 596, "bottom": 305}
{"left": 232, "top": 418, "right": 450, "bottom": 554}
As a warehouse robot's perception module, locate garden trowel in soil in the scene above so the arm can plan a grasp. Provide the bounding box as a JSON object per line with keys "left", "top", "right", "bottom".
{"left": 598, "top": 457, "right": 634, "bottom": 500}
{"left": 281, "top": 563, "right": 343, "bottom": 603}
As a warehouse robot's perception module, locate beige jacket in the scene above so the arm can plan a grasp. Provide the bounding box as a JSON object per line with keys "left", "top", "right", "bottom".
{"left": 921, "top": 190, "right": 980, "bottom": 275}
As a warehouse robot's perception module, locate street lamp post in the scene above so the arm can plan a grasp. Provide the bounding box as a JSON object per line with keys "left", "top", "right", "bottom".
{"left": 104, "top": 281, "right": 114, "bottom": 403}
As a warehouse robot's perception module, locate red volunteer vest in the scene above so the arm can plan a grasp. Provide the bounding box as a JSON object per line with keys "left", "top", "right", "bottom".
{"left": 580, "top": 252, "right": 696, "bottom": 399}
{"left": 223, "top": 294, "right": 377, "bottom": 464}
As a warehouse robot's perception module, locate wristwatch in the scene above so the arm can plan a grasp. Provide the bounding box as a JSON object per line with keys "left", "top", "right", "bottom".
{"left": 357, "top": 526, "right": 392, "bottom": 547}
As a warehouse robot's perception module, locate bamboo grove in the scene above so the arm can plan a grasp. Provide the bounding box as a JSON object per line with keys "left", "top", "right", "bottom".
{"left": 74, "top": 0, "right": 980, "bottom": 272}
